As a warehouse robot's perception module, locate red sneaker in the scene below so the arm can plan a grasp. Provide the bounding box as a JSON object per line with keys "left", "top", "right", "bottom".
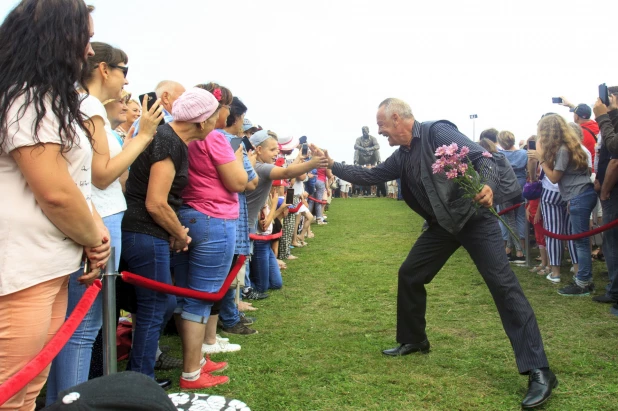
{"left": 202, "top": 355, "right": 228, "bottom": 373}
{"left": 179, "top": 372, "right": 229, "bottom": 390}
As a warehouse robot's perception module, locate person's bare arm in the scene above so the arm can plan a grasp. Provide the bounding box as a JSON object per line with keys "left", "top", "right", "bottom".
{"left": 145, "top": 158, "right": 190, "bottom": 249}
{"left": 246, "top": 176, "right": 259, "bottom": 191}
{"left": 89, "top": 97, "right": 163, "bottom": 189}
{"left": 217, "top": 146, "right": 248, "bottom": 193}
{"left": 270, "top": 154, "right": 328, "bottom": 180}
{"left": 12, "top": 143, "right": 100, "bottom": 247}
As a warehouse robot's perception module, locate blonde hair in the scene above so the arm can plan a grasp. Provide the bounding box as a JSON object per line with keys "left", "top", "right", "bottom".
{"left": 568, "top": 122, "right": 583, "bottom": 143}
{"left": 497, "top": 130, "right": 515, "bottom": 149}
{"left": 537, "top": 115, "right": 588, "bottom": 171}
{"left": 479, "top": 138, "right": 498, "bottom": 153}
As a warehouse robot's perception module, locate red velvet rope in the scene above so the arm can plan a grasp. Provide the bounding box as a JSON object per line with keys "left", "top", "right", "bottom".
{"left": 308, "top": 197, "right": 327, "bottom": 204}
{"left": 538, "top": 218, "right": 618, "bottom": 240}
{"left": 121, "top": 255, "right": 246, "bottom": 301}
{"left": 249, "top": 232, "right": 282, "bottom": 241}
{"left": 497, "top": 203, "right": 523, "bottom": 216}
{"left": 288, "top": 203, "right": 303, "bottom": 214}
{"left": 0, "top": 280, "right": 102, "bottom": 407}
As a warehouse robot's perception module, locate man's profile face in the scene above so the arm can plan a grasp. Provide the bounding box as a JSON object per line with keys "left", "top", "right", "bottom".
{"left": 377, "top": 107, "right": 402, "bottom": 147}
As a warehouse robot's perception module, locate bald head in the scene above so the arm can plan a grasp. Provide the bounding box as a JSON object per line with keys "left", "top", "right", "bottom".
{"left": 155, "top": 80, "right": 186, "bottom": 113}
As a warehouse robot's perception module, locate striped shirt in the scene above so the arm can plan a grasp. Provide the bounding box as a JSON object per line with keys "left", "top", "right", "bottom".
{"left": 332, "top": 121, "right": 498, "bottom": 220}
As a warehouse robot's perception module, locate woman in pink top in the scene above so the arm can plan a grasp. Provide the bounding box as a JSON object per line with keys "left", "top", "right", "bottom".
{"left": 174, "top": 96, "right": 248, "bottom": 389}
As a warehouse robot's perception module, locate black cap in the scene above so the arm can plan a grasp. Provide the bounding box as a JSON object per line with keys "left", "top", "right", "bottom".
{"left": 43, "top": 372, "right": 177, "bottom": 411}
{"left": 569, "top": 104, "right": 592, "bottom": 119}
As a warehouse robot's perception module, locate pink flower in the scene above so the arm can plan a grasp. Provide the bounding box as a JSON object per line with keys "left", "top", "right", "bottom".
{"left": 213, "top": 88, "right": 223, "bottom": 101}
{"left": 446, "top": 169, "right": 459, "bottom": 179}
{"left": 458, "top": 146, "right": 470, "bottom": 158}
{"left": 444, "top": 143, "right": 458, "bottom": 156}
{"left": 444, "top": 155, "right": 460, "bottom": 167}
{"left": 458, "top": 163, "right": 468, "bottom": 174}
{"left": 435, "top": 145, "right": 448, "bottom": 157}
{"left": 482, "top": 151, "right": 492, "bottom": 158}
{"left": 431, "top": 162, "right": 444, "bottom": 174}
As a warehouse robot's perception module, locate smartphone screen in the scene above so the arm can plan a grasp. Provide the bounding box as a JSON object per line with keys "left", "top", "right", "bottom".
{"left": 242, "top": 136, "right": 254, "bottom": 151}
{"left": 551, "top": 97, "right": 562, "bottom": 104}
{"left": 285, "top": 188, "right": 295, "bottom": 205}
{"left": 301, "top": 143, "right": 308, "bottom": 155}
{"left": 528, "top": 140, "right": 536, "bottom": 150}
{"left": 599, "top": 83, "right": 610, "bottom": 106}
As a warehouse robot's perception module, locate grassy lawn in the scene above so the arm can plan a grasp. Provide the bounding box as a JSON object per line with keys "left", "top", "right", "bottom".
{"left": 159, "top": 197, "right": 618, "bottom": 410}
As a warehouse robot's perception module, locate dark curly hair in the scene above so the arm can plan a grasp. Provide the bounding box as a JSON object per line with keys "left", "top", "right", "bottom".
{"left": 226, "top": 97, "right": 248, "bottom": 128}
{"left": 0, "top": 0, "right": 94, "bottom": 155}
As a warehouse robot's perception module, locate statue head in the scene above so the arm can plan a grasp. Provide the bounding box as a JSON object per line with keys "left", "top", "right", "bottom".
{"left": 362, "top": 126, "right": 369, "bottom": 137}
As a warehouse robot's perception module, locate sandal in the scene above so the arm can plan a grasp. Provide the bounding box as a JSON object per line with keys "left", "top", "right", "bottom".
{"left": 277, "top": 259, "right": 287, "bottom": 270}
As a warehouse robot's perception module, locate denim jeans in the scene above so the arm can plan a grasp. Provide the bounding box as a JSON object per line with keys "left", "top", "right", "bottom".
{"left": 601, "top": 187, "right": 618, "bottom": 298}
{"left": 219, "top": 288, "right": 241, "bottom": 328}
{"left": 173, "top": 207, "right": 236, "bottom": 323}
{"left": 45, "top": 268, "right": 102, "bottom": 405}
{"left": 499, "top": 201, "right": 525, "bottom": 251}
{"left": 311, "top": 180, "right": 326, "bottom": 220}
{"left": 45, "top": 211, "right": 124, "bottom": 405}
{"left": 121, "top": 231, "right": 176, "bottom": 378}
{"left": 568, "top": 186, "right": 598, "bottom": 284}
{"left": 249, "top": 239, "right": 283, "bottom": 293}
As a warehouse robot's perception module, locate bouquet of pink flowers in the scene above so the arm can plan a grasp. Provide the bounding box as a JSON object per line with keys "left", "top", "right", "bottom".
{"left": 432, "top": 143, "right": 519, "bottom": 243}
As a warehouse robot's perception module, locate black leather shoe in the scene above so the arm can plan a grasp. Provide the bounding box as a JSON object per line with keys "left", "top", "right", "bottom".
{"left": 156, "top": 378, "right": 172, "bottom": 391}
{"left": 382, "top": 340, "right": 430, "bottom": 356}
{"left": 521, "top": 368, "right": 557, "bottom": 409}
{"left": 592, "top": 294, "right": 617, "bottom": 304}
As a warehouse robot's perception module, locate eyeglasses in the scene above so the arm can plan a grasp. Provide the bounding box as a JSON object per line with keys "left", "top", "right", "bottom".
{"left": 108, "top": 63, "right": 129, "bottom": 78}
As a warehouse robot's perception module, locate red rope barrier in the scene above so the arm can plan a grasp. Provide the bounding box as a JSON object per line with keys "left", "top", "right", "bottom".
{"left": 308, "top": 197, "right": 327, "bottom": 204}
{"left": 121, "top": 255, "right": 246, "bottom": 301}
{"left": 288, "top": 202, "right": 303, "bottom": 214}
{"left": 249, "top": 232, "right": 283, "bottom": 241}
{"left": 497, "top": 203, "right": 523, "bottom": 216}
{"left": 538, "top": 218, "right": 618, "bottom": 240}
{"left": 0, "top": 280, "right": 102, "bottom": 407}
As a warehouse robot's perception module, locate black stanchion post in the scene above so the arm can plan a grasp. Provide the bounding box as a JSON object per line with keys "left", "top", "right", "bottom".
{"left": 103, "top": 247, "right": 117, "bottom": 376}
{"left": 524, "top": 215, "right": 530, "bottom": 267}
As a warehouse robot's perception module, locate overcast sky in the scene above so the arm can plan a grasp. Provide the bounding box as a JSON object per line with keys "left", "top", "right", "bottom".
{"left": 1, "top": 0, "right": 616, "bottom": 163}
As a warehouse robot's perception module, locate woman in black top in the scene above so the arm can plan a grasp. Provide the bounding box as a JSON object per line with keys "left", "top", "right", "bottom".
{"left": 121, "top": 87, "right": 220, "bottom": 378}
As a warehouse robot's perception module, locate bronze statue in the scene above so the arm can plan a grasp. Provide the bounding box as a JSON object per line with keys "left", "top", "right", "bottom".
{"left": 354, "top": 126, "right": 381, "bottom": 166}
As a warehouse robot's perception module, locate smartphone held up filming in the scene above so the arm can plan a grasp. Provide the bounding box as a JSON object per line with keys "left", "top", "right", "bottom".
{"left": 138, "top": 92, "right": 165, "bottom": 126}
{"left": 551, "top": 97, "right": 563, "bottom": 104}
{"left": 599, "top": 83, "right": 610, "bottom": 106}
{"left": 528, "top": 140, "right": 536, "bottom": 150}
{"left": 285, "top": 188, "right": 295, "bottom": 205}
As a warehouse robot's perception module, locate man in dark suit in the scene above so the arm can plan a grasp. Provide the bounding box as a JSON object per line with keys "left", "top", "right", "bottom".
{"left": 318, "top": 98, "right": 557, "bottom": 409}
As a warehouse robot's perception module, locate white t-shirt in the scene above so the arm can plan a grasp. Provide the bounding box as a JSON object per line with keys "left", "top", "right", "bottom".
{"left": 0, "top": 94, "right": 92, "bottom": 295}
{"left": 292, "top": 178, "right": 305, "bottom": 197}
{"left": 81, "top": 94, "right": 127, "bottom": 218}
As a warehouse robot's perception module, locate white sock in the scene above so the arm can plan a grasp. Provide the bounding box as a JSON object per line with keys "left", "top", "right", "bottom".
{"left": 200, "top": 357, "right": 206, "bottom": 367}
{"left": 155, "top": 347, "right": 162, "bottom": 361}
{"left": 181, "top": 368, "right": 201, "bottom": 382}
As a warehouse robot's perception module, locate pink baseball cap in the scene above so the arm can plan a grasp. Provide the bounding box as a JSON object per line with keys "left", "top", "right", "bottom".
{"left": 172, "top": 87, "right": 218, "bottom": 123}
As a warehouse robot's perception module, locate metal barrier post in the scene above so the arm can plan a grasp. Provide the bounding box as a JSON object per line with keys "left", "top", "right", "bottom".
{"left": 103, "top": 248, "right": 117, "bottom": 375}
{"left": 524, "top": 215, "right": 530, "bottom": 267}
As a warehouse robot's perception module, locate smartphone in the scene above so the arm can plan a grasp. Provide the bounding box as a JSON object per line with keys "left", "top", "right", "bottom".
{"left": 83, "top": 258, "right": 90, "bottom": 275}
{"left": 301, "top": 143, "right": 308, "bottom": 155}
{"left": 599, "top": 83, "right": 610, "bottom": 106}
{"left": 551, "top": 97, "right": 563, "bottom": 104}
{"left": 528, "top": 140, "right": 536, "bottom": 150}
{"left": 230, "top": 137, "right": 242, "bottom": 152}
{"left": 285, "top": 188, "right": 295, "bottom": 205}
{"left": 138, "top": 92, "right": 165, "bottom": 126}
{"left": 242, "top": 136, "right": 254, "bottom": 151}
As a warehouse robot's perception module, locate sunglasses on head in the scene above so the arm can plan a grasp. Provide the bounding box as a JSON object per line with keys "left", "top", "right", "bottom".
{"left": 107, "top": 63, "right": 129, "bottom": 78}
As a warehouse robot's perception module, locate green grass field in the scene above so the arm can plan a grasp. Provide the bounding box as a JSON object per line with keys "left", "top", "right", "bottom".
{"left": 159, "top": 197, "right": 618, "bottom": 410}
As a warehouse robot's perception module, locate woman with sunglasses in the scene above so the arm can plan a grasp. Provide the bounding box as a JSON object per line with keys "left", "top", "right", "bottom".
{"left": 46, "top": 42, "right": 163, "bottom": 405}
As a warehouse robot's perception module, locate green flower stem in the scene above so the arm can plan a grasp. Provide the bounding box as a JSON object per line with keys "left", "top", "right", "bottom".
{"left": 489, "top": 206, "right": 520, "bottom": 249}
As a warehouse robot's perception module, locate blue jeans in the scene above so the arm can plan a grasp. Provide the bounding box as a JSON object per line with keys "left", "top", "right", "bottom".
{"left": 45, "top": 211, "right": 124, "bottom": 405}
{"left": 174, "top": 207, "right": 236, "bottom": 323}
{"left": 219, "top": 288, "right": 240, "bottom": 328}
{"left": 568, "top": 187, "right": 598, "bottom": 284}
{"left": 249, "top": 239, "right": 283, "bottom": 293}
{"left": 602, "top": 187, "right": 618, "bottom": 298}
{"left": 45, "top": 268, "right": 102, "bottom": 405}
{"left": 121, "top": 231, "right": 176, "bottom": 378}
{"left": 310, "top": 180, "right": 326, "bottom": 220}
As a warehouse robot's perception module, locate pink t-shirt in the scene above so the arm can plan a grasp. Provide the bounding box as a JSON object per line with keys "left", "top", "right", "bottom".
{"left": 183, "top": 130, "right": 239, "bottom": 219}
{"left": 317, "top": 168, "right": 327, "bottom": 182}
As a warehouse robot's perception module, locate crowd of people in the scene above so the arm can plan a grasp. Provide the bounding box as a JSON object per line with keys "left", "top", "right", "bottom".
{"left": 0, "top": 1, "right": 336, "bottom": 409}
{"left": 476, "top": 92, "right": 618, "bottom": 311}
{"left": 1, "top": 1, "right": 617, "bottom": 410}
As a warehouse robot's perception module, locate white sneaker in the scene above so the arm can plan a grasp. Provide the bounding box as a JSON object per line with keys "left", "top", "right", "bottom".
{"left": 202, "top": 340, "right": 241, "bottom": 355}
{"left": 216, "top": 334, "right": 229, "bottom": 343}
